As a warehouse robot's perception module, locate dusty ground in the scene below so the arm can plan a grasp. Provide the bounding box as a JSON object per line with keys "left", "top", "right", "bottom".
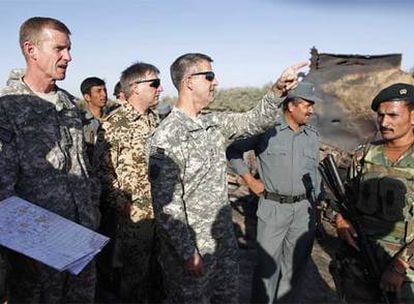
{"left": 230, "top": 181, "right": 341, "bottom": 303}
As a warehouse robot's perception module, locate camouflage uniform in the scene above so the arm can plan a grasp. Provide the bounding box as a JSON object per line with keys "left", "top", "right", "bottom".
{"left": 147, "top": 91, "right": 284, "bottom": 303}
{"left": 79, "top": 108, "right": 102, "bottom": 164}
{"left": 332, "top": 142, "right": 414, "bottom": 303}
{"left": 0, "top": 76, "right": 100, "bottom": 303}
{"left": 96, "top": 102, "right": 160, "bottom": 302}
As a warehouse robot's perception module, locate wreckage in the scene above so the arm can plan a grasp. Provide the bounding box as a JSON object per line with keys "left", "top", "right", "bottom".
{"left": 305, "top": 47, "right": 414, "bottom": 153}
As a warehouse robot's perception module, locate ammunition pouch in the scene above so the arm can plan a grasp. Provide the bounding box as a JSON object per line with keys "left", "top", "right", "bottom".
{"left": 357, "top": 177, "right": 407, "bottom": 222}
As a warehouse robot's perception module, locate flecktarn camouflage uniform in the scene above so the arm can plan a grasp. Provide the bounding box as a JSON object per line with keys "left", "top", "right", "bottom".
{"left": 0, "top": 75, "right": 100, "bottom": 303}
{"left": 146, "top": 91, "right": 284, "bottom": 303}
{"left": 332, "top": 142, "right": 414, "bottom": 303}
{"left": 96, "top": 101, "right": 161, "bottom": 302}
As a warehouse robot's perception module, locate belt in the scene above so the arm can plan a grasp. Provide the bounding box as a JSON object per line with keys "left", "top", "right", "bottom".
{"left": 263, "top": 190, "right": 307, "bottom": 204}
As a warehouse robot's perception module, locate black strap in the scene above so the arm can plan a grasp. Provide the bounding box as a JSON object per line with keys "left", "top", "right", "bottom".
{"left": 263, "top": 190, "right": 307, "bottom": 204}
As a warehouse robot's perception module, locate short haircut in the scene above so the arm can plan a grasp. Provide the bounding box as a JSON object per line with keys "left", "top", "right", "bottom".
{"left": 120, "top": 62, "right": 160, "bottom": 99}
{"left": 170, "top": 53, "right": 213, "bottom": 90}
{"left": 113, "top": 81, "right": 122, "bottom": 98}
{"left": 80, "top": 77, "right": 106, "bottom": 96}
{"left": 19, "top": 17, "right": 71, "bottom": 53}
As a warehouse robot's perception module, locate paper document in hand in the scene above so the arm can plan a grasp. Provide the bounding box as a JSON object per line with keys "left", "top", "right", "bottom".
{"left": 0, "top": 196, "right": 109, "bottom": 275}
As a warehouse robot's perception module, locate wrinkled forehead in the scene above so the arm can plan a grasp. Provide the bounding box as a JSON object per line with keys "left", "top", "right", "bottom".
{"left": 36, "top": 27, "right": 71, "bottom": 45}
{"left": 377, "top": 100, "right": 409, "bottom": 114}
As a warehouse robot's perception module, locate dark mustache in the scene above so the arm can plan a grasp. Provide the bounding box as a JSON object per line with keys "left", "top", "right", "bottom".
{"left": 380, "top": 126, "right": 393, "bottom": 132}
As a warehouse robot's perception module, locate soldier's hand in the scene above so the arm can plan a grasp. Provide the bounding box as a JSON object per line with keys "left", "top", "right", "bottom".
{"left": 241, "top": 173, "right": 264, "bottom": 197}
{"left": 380, "top": 258, "right": 408, "bottom": 292}
{"left": 272, "top": 61, "right": 309, "bottom": 94}
{"left": 185, "top": 253, "right": 204, "bottom": 277}
{"left": 249, "top": 178, "right": 265, "bottom": 197}
{"left": 335, "top": 213, "right": 359, "bottom": 251}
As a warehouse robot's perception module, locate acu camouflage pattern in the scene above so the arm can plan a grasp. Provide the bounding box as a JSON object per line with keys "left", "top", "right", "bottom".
{"left": 96, "top": 101, "right": 160, "bottom": 302}
{"left": 332, "top": 142, "right": 414, "bottom": 302}
{"left": 147, "top": 92, "right": 284, "bottom": 302}
{"left": 0, "top": 76, "right": 99, "bottom": 303}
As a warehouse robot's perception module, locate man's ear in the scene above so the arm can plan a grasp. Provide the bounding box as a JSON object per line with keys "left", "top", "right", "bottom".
{"left": 83, "top": 94, "right": 91, "bottom": 103}
{"left": 23, "top": 41, "right": 38, "bottom": 61}
{"left": 410, "top": 108, "right": 414, "bottom": 126}
{"left": 182, "top": 76, "right": 193, "bottom": 91}
{"left": 287, "top": 101, "right": 295, "bottom": 113}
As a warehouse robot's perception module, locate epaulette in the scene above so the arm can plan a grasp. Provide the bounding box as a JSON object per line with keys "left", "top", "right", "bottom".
{"left": 305, "top": 124, "right": 319, "bottom": 136}
{"left": 102, "top": 106, "right": 122, "bottom": 121}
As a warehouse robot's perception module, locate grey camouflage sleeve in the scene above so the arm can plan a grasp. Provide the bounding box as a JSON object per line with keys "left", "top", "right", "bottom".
{"left": 0, "top": 101, "right": 18, "bottom": 200}
{"left": 148, "top": 146, "right": 197, "bottom": 261}
{"left": 216, "top": 92, "right": 284, "bottom": 144}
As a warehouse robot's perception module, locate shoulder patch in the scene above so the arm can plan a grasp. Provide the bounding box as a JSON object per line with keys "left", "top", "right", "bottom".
{"left": 0, "top": 126, "right": 13, "bottom": 143}
{"left": 149, "top": 146, "right": 166, "bottom": 181}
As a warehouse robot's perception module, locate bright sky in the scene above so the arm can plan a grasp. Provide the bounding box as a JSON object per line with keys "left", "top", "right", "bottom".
{"left": 0, "top": 0, "right": 413, "bottom": 98}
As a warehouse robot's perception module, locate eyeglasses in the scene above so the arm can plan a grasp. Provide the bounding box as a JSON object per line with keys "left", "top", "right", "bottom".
{"left": 190, "top": 71, "right": 215, "bottom": 82}
{"left": 130, "top": 78, "right": 161, "bottom": 89}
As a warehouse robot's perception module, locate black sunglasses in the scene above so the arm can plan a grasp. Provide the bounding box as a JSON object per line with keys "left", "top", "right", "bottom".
{"left": 131, "top": 78, "right": 161, "bottom": 89}
{"left": 190, "top": 71, "right": 215, "bottom": 82}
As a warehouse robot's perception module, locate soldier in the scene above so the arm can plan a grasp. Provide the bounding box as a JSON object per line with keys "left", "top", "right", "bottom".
{"left": 79, "top": 76, "right": 108, "bottom": 163}
{"left": 113, "top": 80, "right": 126, "bottom": 104}
{"left": 334, "top": 83, "right": 414, "bottom": 302}
{"left": 0, "top": 16, "right": 100, "bottom": 303}
{"left": 96, "top": 62, "right": 163, "bottom": 302}
{"left": 146, "top": 52, "right": 308, "bottom": 303}
{"left": 227, "top": 81, "right": 321, "bottom": 303}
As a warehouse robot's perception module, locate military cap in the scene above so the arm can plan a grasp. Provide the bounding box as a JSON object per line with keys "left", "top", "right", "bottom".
{"left": 371, "top": 83, "right": 414, "bottom": 111}
{"left": 287, "top": 81, "right": 321, "bottom": 104}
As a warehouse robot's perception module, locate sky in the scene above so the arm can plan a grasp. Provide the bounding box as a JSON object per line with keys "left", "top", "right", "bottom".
{"left": 0, "top": 0, "right": 413, "bottom": 98}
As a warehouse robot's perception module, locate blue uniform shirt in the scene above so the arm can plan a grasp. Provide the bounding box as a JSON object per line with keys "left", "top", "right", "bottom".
{"left": 227, "top": 115, "right": 321, "bottom": 198}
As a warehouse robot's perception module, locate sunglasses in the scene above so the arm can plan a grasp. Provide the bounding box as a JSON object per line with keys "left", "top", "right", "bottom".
{"left": 190, "top": 71, "right": 215, "bottom": 82}
{"left": 131, "top": 78, "right": 161, "bottom": 89}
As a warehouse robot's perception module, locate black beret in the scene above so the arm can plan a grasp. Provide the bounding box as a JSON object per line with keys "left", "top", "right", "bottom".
{"left": 371, "top": 83, "right": 414, "bottom": 111}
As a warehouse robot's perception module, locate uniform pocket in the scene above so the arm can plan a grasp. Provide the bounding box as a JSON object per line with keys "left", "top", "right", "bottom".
{"left": 256, "top": 199, "right": 275, "bottom": 222}
{"left": 379, "top": 177, "right": 406, "bottom": 222}
{"left": 356, "top": 178, "right": 378, "bottom": 215}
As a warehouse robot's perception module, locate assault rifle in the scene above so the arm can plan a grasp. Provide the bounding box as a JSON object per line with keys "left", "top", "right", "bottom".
{"left": 319, "top": 154, "right": 391, "bottom": 304}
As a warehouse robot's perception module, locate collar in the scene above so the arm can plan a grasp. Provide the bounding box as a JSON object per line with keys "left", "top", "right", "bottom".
{"left": 14, "top": 77, "right": 75, "bottom": 114}
{"left": 123, "top": 102, "right": 143, "bottom": 121}
{"left": 122, "top": 101, "right": 157, "bottom": 122}
{"left": 82, "top": 107, "right": 96, "bottom": 121}
{"left": 171, "top": 107, "right": 205, "bottom": 132}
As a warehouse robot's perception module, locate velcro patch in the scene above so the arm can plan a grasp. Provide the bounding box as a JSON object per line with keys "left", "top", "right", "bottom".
{"left": 151, "top": 146, "right": 165, "bottom": 160}
{"left": 149, "top": 163, "right": 160, "bottom": 181}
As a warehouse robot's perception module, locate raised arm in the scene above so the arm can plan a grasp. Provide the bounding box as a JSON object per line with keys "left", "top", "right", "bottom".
{"left": 209, "top": 61, "right": 309, "bottom": 144}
